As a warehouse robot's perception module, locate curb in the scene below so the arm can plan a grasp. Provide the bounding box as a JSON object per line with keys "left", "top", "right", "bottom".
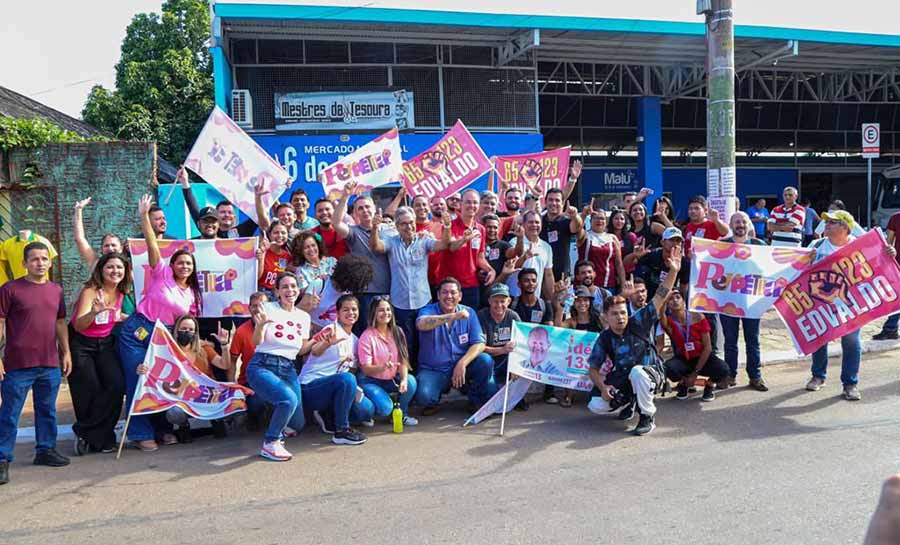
{"left": 759, "top": 339, "right": 900, "bottom": 366}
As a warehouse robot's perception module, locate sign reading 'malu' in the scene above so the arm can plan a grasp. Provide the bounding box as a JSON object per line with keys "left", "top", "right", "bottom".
{"left": 274, "top": 90, "right": 415, "bottom": 131}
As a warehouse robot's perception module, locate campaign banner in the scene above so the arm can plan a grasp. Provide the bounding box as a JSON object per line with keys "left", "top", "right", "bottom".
{"left": 184, "top": 106, "right": 291, "bottom": 225}
{"left": 129, "top": 238, "right": 258, "bottom": 318}
{"left": 464, "top": 378, "right": 531, "bottom": 426}
{"left": 689, "top": 238, "right": 815, "bottom": 318}
{"left": 274, "top": 90, "right": 415, "bottom": 131}
{"left": 399, "top": 120, "right": 492, "bottom": 199}
{"left": 492, "top": 147, "right": 571, "bottom": 205}
{"left": 317, "top": 129, "right": 403, "bottom": 200}
{"left": 129, "top": 321, "right": 252, "bottom": 419}
{"left": 507, "top": 322, "right": 598, "bottom": 391}
{"left": 774, "top": 230, "right": 900, "bottom": 355}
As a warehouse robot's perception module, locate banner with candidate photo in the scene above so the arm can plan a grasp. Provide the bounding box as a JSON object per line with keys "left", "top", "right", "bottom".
{"left": 507, "top": 322, "right": 598, "bottom": 391}
{"left": 774, "top": 230, "right": 900, "bottom": 355}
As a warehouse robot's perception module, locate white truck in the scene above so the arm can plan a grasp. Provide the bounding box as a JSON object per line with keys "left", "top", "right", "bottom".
{"left": 873, "top": 165, "right": 900, "bottom": 229}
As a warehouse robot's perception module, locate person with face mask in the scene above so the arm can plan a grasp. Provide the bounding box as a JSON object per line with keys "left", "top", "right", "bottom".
{"left": 118, "top": 195, "right": 203, "bottom": 452}
{"left": 135, "top": 315, "right": 232, "bottom": 442}
{"left": 717, "top": 212, "right": 768, "bottom": 391}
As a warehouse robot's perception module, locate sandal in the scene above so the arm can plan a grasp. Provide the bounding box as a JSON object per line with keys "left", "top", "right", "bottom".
{"left": 160, "top": 433, "right": 178, "bottom": 446}
{"left": 560, "top": 396, "right": 573, "bottom": 408}
{"left": 134, "top": 440, "right": 159, "bottom": 452}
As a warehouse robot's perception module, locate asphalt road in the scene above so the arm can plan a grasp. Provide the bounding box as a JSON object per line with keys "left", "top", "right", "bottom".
{"left": 3, "top": 350, "right": 900, "bottom": 545}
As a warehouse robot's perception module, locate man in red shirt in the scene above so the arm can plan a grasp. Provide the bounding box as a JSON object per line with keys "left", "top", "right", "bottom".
{"left": 229, "top": 291, "right": 269, "bottom": 429}
{"left": 312, "top": 182, "right": 354, "bottom": 259}
{"left": 0, "top": 242, "right": 72, "bottom": 485}
{"left": 874, "top": 210, "right": 900, "bottom": 340}
{"left": 683, "top": 195, "right": 729, "bottom": 256}
{"left": 436, "top": 189, "right": 497, "bottom": 309}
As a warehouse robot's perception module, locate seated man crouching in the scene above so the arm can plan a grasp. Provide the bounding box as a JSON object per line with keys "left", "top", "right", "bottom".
{"left": 586, "top": 244, "right": 682, "bottom": 436}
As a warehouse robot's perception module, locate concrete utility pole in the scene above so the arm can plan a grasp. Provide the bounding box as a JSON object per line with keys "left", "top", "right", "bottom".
{"left": 699, "top": 0, "right": 736, "bottom": 219}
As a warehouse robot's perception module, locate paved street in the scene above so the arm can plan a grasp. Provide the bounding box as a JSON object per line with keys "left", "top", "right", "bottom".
{"left": 3, "top": 349, "right": 900, "bottom": 545}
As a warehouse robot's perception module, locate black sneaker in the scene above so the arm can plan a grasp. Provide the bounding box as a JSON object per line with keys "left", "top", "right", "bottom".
{"left": 873, "top": 330, "right": 900, "bottom": 341}
{"left": 34, "top": 449, "right": 70, "bottom": 467}
{"left": 0, "top": 461, "right": 8, "bottom": 485}
{"left": 676, "top": 383, "right": 689, "bottom": 400}
{"left": 332, "top": 428, "right": 368, "bottom": 445}
{"left": 618, "top": 402, "right": 635, "bottom": 421}
{"left": 701, "top": 384, "right": 716, "bottom": 402}
{"left": 633, "top": 413, "right": 656, "bottom": 436}
{"left": 313, "top": 410, "right": 336, "bottom": 434}
{"left": 73, "top": 436, "right": 90, "bottom": 457}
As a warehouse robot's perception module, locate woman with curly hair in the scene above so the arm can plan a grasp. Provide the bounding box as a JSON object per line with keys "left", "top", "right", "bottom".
{"left": 291, "top": 231, "right": 336, "bottom": 297}
{"left": 301, "top": 254, "right": 374, "bottom": 329}
{"left": 118, "top": 195, "right": 203, "bottom": 452}
{"left": 69, "top": 252, "right": 132, "bottom": 455}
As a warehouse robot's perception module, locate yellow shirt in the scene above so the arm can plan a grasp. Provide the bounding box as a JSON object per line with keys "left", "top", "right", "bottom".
{"left": 0, "top": 233, "right": 58, "bottom": 285}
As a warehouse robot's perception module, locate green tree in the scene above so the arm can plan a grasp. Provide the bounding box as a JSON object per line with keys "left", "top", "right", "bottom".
{"left": 82, "top": 0, "right": 213, "bottom": 162}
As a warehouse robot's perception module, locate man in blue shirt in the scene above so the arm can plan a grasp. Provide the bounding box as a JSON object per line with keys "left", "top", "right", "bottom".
{"left": 415, "top": 277, "right": 498, "bottom": 416}
{"left": 748, "top": 198, "right": 769, "bottom": 240}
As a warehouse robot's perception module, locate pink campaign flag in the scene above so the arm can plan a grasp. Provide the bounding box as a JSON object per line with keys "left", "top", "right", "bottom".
{"left": 399, "top": 120, "right": 491, "bottom": 199}
{"left": 317, "top": 128, "right": 403, "bottom": 200}
{"left": 774, "top": 230, "right": 900, "bottom": 355}
{"left": 492, "top": 147, "right": 571, "bottom": 207}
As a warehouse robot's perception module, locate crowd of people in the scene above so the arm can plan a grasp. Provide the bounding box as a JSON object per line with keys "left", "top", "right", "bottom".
{"left": 0, "top": 161, "right": 898, "bottom": 484}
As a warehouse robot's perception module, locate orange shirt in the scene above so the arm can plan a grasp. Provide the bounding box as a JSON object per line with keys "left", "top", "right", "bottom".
{"left": 229, "top": 320, "right": 256, "bottom": 386}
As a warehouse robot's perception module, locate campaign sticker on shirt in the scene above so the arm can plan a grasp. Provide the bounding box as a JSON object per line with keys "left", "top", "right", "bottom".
{"left": 498, "top": 327, "right": 511, "bottom": 342}
{"left": 94, "top": 310, "right": 111, "bottom": 325}
{"left": 695, "top": 228, "right": 706, "bottom": 238}
{"left": 471, "top": 236, "right": 481, "bottom": 250}
{"left": 228, "top": 228, "right": 239, "bottom": 239}
{"left": 488, "top": 248, "right": 500, "bottom": 261}
{"left": 659, "top": 270, "right": 669, "bottom": 282}
{"left": 548, "top": 231, "right": 559, "bottom": 243}
{"left": 278, "top": 258, "right": 288, "bottom": 269}
{"left": 458, "top": 333, "right": 469, "bottom": 344}
{"left": 531, "top": 310, "right": 544, "bottom": 322}
{"left": 685, "top": 342, "right": 696, "bottom": 352}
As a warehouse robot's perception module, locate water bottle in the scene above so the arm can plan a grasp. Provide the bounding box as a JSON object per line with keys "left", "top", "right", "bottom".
{"left": 391, "top": 393, "right": 403, "bottom": 434}
{"left": 562, "top": 289, "right": 576, "bottom": 318}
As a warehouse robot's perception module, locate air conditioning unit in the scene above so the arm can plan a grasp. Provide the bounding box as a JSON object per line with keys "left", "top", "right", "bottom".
{"left": 231, "top": 90, "right": 253, "bottom": 129}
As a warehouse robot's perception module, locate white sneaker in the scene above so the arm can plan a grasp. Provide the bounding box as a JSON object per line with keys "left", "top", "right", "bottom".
{"left": 358, "top": 419, "right": 375, "bottom": 428}
{"left": 260, "top": 440, "right": 292, "bottom": 461}
{"left": 402, "top": 415, "right": 419, "bottom": 426}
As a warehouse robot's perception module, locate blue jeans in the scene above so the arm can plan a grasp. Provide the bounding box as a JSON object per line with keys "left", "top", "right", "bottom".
{"left": 0, "top": 367, "right": 61, "bottom": 463}
{"left": 394, "top": 307, "right": 422, "bottom": 367}
{"left": 882, "top": 313, "right": 900, "bottom": 333}
{"left": 359, "top": 375, "right": 418, "bottom": 417}
{"left": 118, "top": 313, "right": 159, "bottom": 441}
{"left": 415, "top": 353, "right": 498, "bottom": 407}
{"left": 246, "top": 353, "right": 306, "bottom": 443}
{"left": 720, "top": 315, "right": 762, "bottom": 380}
{"left": 301, "top": 373, "right": 365, "bottom": 431}
{"left": 811, "top": 330, "right": 862, "bottom": 386}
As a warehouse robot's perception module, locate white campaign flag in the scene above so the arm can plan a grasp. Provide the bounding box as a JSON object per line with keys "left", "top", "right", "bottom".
{"left": 184, "top": 106, "right": 291, "bottom": 225}
{"left": 317, "top": 128, "right": 404, "bottom": 200}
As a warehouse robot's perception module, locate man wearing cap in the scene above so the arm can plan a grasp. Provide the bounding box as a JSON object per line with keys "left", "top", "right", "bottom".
{"left": 804, "top": 210, "right": 896, "bottom": 400}
{"left": 192, "top": 206, "right": 221, "bottom": 240}
{"left": 178, "top": 167, "right": 257, "bottom": 239}
{"left": 718, "top": 211, "right": 769, "bottom": 391}
{"left": 478, "top": 283, "right": 522, "bottom": 386}
{"left": 630, "top": 226, "right": 690, "bottom": 297}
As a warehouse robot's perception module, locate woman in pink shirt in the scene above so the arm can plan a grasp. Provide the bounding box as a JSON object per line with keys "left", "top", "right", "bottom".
{"left": 117, "top": 194, "right": 203, "bottom": 452}
{"left": 69, "top": 252, "right": 131, "bottom": 455}
{"left": 356, "top": 297, "right": 418, "bottom": 426}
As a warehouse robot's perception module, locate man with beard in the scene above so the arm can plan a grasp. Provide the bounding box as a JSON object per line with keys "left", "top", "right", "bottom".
{"left": 312, "top": 181, "right": 355, "bottom": 259}
{"left": 587, "top": 245, "right": 682, "bottom": 436}
{"left": 499, "top": 187, "right": 523, "bottom": 218}
{"left": 540, "top": 188, "right": 583, "bottom": 281}
{"left": 178, "top": 167, "right": 257, "bottom": 239}
{"left": 446, "top": 193, "right": 462, "bottom": 218}
{"left": 568, "top": 260, "right": 611, "bottom": 314}
{"left": 290, "top": 188, "right": 319, "bottom": 231}
{"left": 718, "top": 211, "right": 768, "bottom": 391}
{"left": 430, "top": 196, "right": 449, "bottom": 223}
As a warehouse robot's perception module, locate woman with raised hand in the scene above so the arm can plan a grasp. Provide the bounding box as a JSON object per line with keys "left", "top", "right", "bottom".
{"left": 69, "top": 252, "right": 132, "bottom": 456}
{"left": 300, "top": 294, "right": 371, "bottom": 445}
{"left": 577, "top": 208, "right": 626, "bottom": 294}
{"left": 356, "top": 297, "right": 418, "bottom": 428}
{"left": 136, "top": 315, "right": 232, "bottom": 442}
{"left": 256, "top": 222, "right": 292, "bottom": 299}
{"left": 118, "top": 194, "right": 203, "bottom": 452}
{"left": 246, "top": 272, "right": 314, "bottom": 461}
{"left": 650, "top": 196, "right": 677, "bottom": 237}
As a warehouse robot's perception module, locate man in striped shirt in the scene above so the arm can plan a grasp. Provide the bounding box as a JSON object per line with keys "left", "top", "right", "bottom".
{"left": 767, "top": 186, "right": 806, "bottom": 247}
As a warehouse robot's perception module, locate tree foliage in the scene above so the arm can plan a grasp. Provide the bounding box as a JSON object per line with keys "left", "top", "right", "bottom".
{"left": 82, "top": 0, "right": 213, "bottom": 163}
{"left": 0, "top": 117, "right": 105, "bottom": 152}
